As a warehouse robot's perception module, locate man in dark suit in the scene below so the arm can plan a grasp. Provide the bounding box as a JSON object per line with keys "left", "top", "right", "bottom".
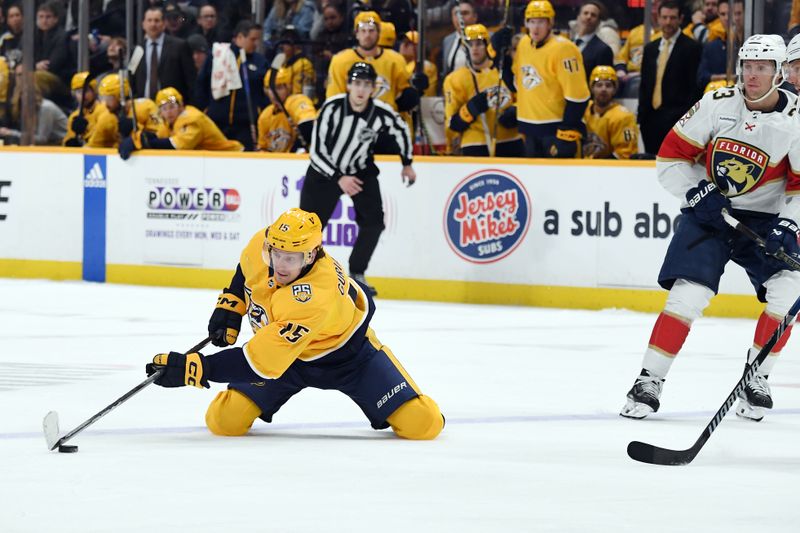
{"left": 573, "top": 0, "right": 614, "bottom": 84}
{"left": 638, "top": 0, "right": 702, "bottom": 154}
{"left": 133, "top": 6, "right": 197, "bottom": 104}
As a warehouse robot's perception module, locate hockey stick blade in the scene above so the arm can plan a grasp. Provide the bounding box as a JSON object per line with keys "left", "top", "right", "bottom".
{"left": 627, "top": 440, "right": 699, "bottom": 466}
{"left": 43, "top": 411, "right": 60, "bottom": 450}
{"left": 128, "top": 45, "right": 144, "bottom": 74}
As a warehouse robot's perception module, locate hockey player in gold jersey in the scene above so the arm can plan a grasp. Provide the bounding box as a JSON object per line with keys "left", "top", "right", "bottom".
{"left": 399, "top": 31, "right": 438, "bottom": 98}
{"left": 325, "top": 11, "right": 417, "bottom": 113}
{"left": 582, "top": 66, "right": 638, "bottom": 159}
{"left": 444, "top": 24, "right": 523, "bottom": 157}
{"left": 502, "top": 1, "right": 590, "bottom": 157}
{"left": 118, "top": 87, "right": 244, "bottom": 159}
{"left": 257, "top": 67, "right": 316, "bottom": 152}
{"left": 63, "top": 71, "right": 108, "bottom": 147}
{"left": 614, "top": 1, "right": 661, "bottom": 77}
{"left": 88, "top": 74, "right": 161, "bottom": 148}
{"left": 147, "top": 208, "right": 444, "bottom": 441}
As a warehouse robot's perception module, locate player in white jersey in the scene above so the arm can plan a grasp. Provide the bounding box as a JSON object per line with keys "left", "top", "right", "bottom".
{"left": 620, "top": 35, "right": 800, "bottom": 422}
{"left": 786, "top": 33, "right": 800, "bottom": 93}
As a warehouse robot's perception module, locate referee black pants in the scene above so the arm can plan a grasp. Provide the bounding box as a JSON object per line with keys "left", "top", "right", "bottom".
{"left": 299, "top": 165, "right": 385, "bottom": 275}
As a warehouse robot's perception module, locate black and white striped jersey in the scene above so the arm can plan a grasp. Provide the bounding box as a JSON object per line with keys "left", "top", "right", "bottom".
{"left": 309, "top": 93, "right": 413, "bottom": 179}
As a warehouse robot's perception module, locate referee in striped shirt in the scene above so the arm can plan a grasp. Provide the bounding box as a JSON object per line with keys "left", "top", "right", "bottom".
{"left": 300, "top": 61, "right": 416, "bottom": 296}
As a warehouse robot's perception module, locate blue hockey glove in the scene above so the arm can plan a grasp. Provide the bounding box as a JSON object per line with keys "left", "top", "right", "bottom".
{"left": 685, "top": 179, "right": 731, "bottom": 231}
{"left": 765, "top": 218, "right": 800, "bottom": 266}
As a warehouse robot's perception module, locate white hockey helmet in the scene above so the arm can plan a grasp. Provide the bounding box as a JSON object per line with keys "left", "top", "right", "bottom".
{"left": 787, "top": 33, "right": 800, "bottom": 64}
{"left": 736, "top": 34, "right": 786, "bottom": 103}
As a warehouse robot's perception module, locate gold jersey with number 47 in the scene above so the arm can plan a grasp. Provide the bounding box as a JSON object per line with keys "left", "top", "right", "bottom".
{"left": 512, "top": 34, "right": 590, "bottom": 127}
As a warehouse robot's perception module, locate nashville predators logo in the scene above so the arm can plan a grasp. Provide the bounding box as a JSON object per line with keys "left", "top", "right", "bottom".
{"left": 520, "top": 65, "right": 542, "bottom": 90}
{"left": 292, "top": 283, "right": 312, "bottom": 303}
{"left": 267, "top": 128, "right": 291, "bottom": 152}
{"left": 711, "top": 138, "right": 769, "bottom": 196}
{"left": 582, "top": 131, "right": 606, "bottom": 158}
{"left": 244, "top": 286, "right": 269, "bottom": 331}
{"left": 373, "top": 74, "right": 391, "bottom": 98}
{"left": 486, "top": 85, "right": 512, "bottom": 110}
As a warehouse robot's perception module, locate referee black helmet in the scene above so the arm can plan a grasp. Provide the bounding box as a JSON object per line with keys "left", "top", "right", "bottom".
{"left": 347, "top": 62, "right": 377, "bottom": 83}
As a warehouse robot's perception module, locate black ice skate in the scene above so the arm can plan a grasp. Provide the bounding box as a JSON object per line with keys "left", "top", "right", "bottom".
{"left": 620, "top": 369, "right": 665, "bottom": 419}
{"left": 351, "top": 273, "right": 377, "bottom": 297}
{"left": 736, "top": 369, "right": 773, "bottom": 422}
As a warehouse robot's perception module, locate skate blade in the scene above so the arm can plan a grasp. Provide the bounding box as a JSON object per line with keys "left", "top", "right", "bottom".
{"left": 735, "top": 400, "right": 764, "bottom": 422}
{"left": 620, "top": 400, "right": 654, "bottom": 419}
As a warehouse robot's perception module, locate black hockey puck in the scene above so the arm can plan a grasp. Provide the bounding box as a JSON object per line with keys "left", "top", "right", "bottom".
{"left": 58, "top": 445, "right": 78, "bottom": 453}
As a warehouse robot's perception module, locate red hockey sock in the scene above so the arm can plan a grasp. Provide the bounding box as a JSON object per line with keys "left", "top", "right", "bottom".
{"left": 753, "top": 312, "right": 793, "bottom": 354}
{"left": 648, "top": 312, "right": 691, "bottom": 356}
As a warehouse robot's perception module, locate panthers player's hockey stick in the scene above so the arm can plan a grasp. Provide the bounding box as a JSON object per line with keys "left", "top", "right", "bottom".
{"left": 627, "top": 210, "right": 800, "bottom": 465}
{"left": 43, "top": 336, "right": 211, "bottom": 451}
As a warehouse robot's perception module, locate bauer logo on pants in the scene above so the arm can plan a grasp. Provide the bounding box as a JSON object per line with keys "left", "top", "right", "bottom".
{"left": 444, "top": 169, "right": 531, "bottom": 264}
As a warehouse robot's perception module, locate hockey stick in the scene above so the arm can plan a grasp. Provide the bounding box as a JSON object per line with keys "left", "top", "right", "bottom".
{"left": 42, "top": 336, "right": 211, "bottom": 451}
{"left": 454, "top": 0, "right": 493, "bottom": 153}
{"left": 238, "top": 48, "right": 259, "bottom": 149}
{"left": 627, "top": 210, "right": 800, "bottom": 465}
{"left": 490, "top": 0, "right": 512, "bottom": 157}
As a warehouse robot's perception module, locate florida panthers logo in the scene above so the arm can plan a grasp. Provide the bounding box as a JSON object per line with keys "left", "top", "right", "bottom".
{"left": 711, "top": 138, "right": 768, "bottom": 196}
{"left": 520, "top": 65, "right": 542, "bottom": 90}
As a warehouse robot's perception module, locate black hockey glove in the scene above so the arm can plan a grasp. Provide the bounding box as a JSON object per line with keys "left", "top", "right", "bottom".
{"left": 490, "top": 26, "right": 513, "bottom": 54}
{"left": 72, "top": 115, "right": 89, "bottom": 135}
{"left": 547, "top": 129, "right": 581, "bottom": 159}
{"left": 147, "top": 352, "right": 209, "bottom": 388}
{"left": 208, "top": 292, "right": 246, "bottom": 347}
{"left": 685, "top": 179, "right": 731, "bottom": 231}
{"left": 118, "top": 115, "right": 135, "bottom": 138}
{"left": 118, "top": 136, "right": 136, "bottom": 160}
{"left": 64, "top": 137, "right": 83, "bottom": 147}
{"left": 411, "top": 72, "right": 429, "bottom": 93}
{"left": 465, "top": 92, "right": 489, "bottom": 120}
{"left": 498, "top": 106, "right": 517, "bottom": 129}
{"left": 765, "top": 217, "right": 800, "bottom": 266}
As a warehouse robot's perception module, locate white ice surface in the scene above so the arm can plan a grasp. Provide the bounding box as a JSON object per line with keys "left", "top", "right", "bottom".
{"left": 1, "top": 279, "right": 800, "bottom": 532}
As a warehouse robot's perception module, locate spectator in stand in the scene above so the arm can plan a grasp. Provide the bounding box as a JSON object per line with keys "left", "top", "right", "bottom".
{"left": 187, "top": 33, "right": 209, "bottom": 72}
{"left": 133, "top": 6, "right": 197, "bottom": 104}
{"left": 164, "top": 2, "right": 198, "bottom": 40}
{"left": 263, "top": 0, "right": 317, "bottom": 43}
{"left": 34, "top": 1, "right": 73, "bottom": 85}
{"left": 258, "top": 67, "right": 316, "bottom": 152}
{"left": 614, "top": 0, "right": 661, "bottom": 81}
{"left": 118, "top": 87, "right": 243, "bottom": 159}
{"left": 378, "top": 21, "right": 396, "bottom": 49}
{"left": 441, "top": 0, "right": 478, "bottom": 81}
{"left": 683, "top": 0, "right": 724, "bottom": 43}
{"left": 638, "top": 1, "right": 702, "bottom": 154}
{"left": 582, "top": 66, "right": 638, "bottom": 159}
{"left": 0, "top": 3, "right": 22, "bottom": 58}
{"left": 275, "top": 27, "right": 316, "bottom": 101}
{"left": 0, "top": 65, "right": 67, "bottom": 145}
{"left": 311, "top": 1, "right": 350, "bottom": 102}
{"left": 696, "top": 0, "right": 743, "bottom": 89}
{"left": 573, "top": 1, "right": 614, "bottom": 84}
{"left": 196, "top": 3, "right": 229, "bottom": 47}
{"left": 195, "top": 20, "right": 268, "bottom": 151}
{"left": 63, "top": 72, "right": 108, "bottom": 147}
{"left": 95, "top": 37, "right": 126, "bottom": 90}
{"left": 371, "top": 0, "right": 414, "bottom": 35}
{"left": 399, "top": 31, "right": 438, "bottom": 97}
